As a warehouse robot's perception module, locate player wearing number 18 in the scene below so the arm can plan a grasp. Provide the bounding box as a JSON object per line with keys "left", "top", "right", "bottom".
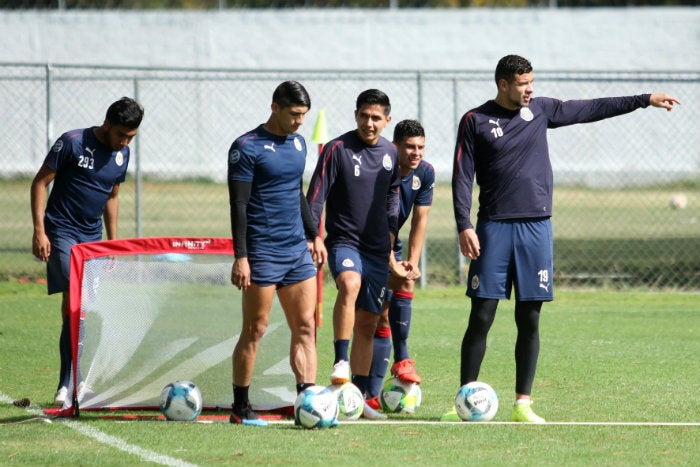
{"left": 450, "top": 54, "right": 680, "bottom": 423}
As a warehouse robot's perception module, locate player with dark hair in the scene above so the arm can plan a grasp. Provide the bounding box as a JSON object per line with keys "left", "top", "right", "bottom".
{"left": 366, "top": 119, "right": 434, "bottom": 408}
{"left": 448, "top": 54, "right": 680, "bottom": 423}
{"left": 31, "top": 96, "right": 145, "bottom": 405}
{"left": 228, "top": 80, "right": 326, "bottom": 426}
{"left": 306, "top": 89, "right": 402, "bottom": 419}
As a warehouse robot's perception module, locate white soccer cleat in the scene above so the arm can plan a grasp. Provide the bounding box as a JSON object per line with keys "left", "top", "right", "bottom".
{"left": 330, "top": 360, "right": 350, "bottom": 385}
{"left": 361, "top": 400, "right": 388, "bottom": 420}
{"left": 54, "top": 386, "right": 68, "bottom": 406}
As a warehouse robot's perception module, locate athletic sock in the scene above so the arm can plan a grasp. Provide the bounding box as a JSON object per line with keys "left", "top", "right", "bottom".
{"left": 232, "top": 384, "right": 250, "bottom": 409}
{"left": 351, "top": 374, "right": 370, "bottom": 397}
{"left": 333, "top": 339, "right": 350, "bottom": 364}
{"left": 389, "top": 291, "right": 413, "bottom": 362}
{"left": 296, "top": 383, "right": 315, "bottom": 394}
{"left": 368, "top": 327, "right": 392, "bottom": 398}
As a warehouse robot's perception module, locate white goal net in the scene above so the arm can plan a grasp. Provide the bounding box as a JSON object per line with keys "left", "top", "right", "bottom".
{"left": 59, "top": 237, "right": 297, "bottom": 415}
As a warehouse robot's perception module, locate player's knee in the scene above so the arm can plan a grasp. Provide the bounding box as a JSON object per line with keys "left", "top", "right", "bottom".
{"left": 335, "top": 272, "right": 361, "bottom": 296}
{"left": 245, "top": 319, "right": 269, "bottom": 341}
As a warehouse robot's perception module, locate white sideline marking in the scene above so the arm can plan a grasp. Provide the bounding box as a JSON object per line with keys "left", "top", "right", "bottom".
{"left": 271, "top": 419, "right": 700, "bottom": 426}
{"left": 1, "top": 392, "right": 197, "bottom": 467}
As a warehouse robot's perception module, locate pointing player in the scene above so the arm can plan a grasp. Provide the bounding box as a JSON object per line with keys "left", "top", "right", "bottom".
{"left": 447, "top": 54, "right": 680, "bottom": 423}
{"left": 306, "top": 89, "right": 402, "bottom": 419}
{"left": 366, "top": 119, "right": 434, "bottom": 409}
{"left": 227, "top": 81, "right": 326, "bottom": 426}
{"left": 31, "top": 97, "right": 145, "bottom": 405}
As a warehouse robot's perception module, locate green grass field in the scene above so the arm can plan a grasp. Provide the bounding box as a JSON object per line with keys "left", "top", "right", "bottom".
{"left": 1, "top": 281, "right": 698, "bottom": 466}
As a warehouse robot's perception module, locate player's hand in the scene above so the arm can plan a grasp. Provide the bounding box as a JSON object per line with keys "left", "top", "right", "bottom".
{"left": 231, "top": 258, "right": 251, "bottom": 291}
{"left": 390, "top": 260, "right": 413, "bottom": 279}
{"left": 32, "top": 232, "right": 51, "bottom": 262}
{"left": 459, "top": 228, "right": 480, "bottom": 260}
{"left": 310, "top": 236, "right": 327, "bottom": 268}
{"left": 649, "top": 93, "right": 680, "bottom": 111}
{"left": 405, "top": 262, "right": 421, "bottom": 281}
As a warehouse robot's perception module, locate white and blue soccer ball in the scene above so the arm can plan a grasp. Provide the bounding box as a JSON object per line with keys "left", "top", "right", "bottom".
{"left": 159, "top": 380, "right": 203, "bottom": 421}
{"left": 380, "top": 377, "right": 422, "bottom": 414}
{"left": 294, "top": 385, "right": 339, "bottom": 429}
{"left": 328, "top": 382, "right": 364, "bottom": 421}
{"left": 454, "top": 381, "right": 499, "bottom": 422}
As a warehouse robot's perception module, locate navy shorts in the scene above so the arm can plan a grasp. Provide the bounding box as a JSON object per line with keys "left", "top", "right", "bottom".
{"left": 249, "top": 249, "right": 317, "bottom": 288}
{"left": 47, "top": 231, "right": 100, "bottom": 295}
{"left": 328, "top": 245, "right": 388, "bottom": 314}
{"left": 466, "top": 218, "right": 553, "bottom": 302}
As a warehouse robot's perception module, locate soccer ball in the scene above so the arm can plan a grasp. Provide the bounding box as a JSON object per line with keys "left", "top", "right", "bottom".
{"left": 329, "top": 382, "right": 364, "bottom": 421}
{"left": 454, "top": 381, "right": 498, "bottom": 422}
{"left": 294, "top": 385, "right": 339, "bottom": 429}
{"left": 670, "top": 193, "right": 688, "bottom": 209}
{"left": 159, "top": 380, "right": 203, "bottom": 421}
{"left": 380, "top": 377, "right": 422, "bottom": 414}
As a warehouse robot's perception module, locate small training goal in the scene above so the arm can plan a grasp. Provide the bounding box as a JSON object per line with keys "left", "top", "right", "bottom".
{"left": 55, "top": 237, "right": 296, "bottom": 416}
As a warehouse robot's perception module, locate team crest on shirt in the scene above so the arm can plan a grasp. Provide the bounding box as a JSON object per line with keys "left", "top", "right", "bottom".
{"left": 411, "top": 175, "right": 421, "bottom": 191}
{"left": 115, "top": 151, "right": 124, "bottom": 166}
{"left": 229, "top": 149, "right": 241, "bottom": 165}
{"left": 342, "top": 258, "right": 355, "bottom": 268}
{"left": 471, "top": 274, "right": 480, "bottom": 290}
{"left": 52, "top": 140, "right": 63, "bottom": 152}
{"left": 520, "top": 107, "right": 534, "bottom": 122}
{"left": 294, "top": 137, "right": 302, "bottom": 152}
{"left": 382, "top": 154, "right": 393, "bottom": 171}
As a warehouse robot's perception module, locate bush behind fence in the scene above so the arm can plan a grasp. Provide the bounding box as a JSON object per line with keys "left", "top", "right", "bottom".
{"left": 2, "top": 64, "right": 698, "bottom": 288}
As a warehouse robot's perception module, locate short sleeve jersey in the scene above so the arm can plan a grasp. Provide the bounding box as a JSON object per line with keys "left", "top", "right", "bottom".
{"left": 44, "top": 128, "right": 130, "bottom": 237}
{"left": 228, "top": 124, "right": 309, "bottom": 260}
{"left": 452, "top": 94, "right": 651, "bottom": 231}
{"left": 395, "top": 160, "right": 435, "bottom": 253}
{"left": 306, "top": 130, "right": 400, "bottom": 258}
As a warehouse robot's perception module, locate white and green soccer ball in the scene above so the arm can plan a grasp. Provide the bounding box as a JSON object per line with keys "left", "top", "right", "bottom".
{"left": 328, "top": 382, "right": 364, "bottom": 421}
{"left": 380, "top": 377, "right": 421, "bottom": 414}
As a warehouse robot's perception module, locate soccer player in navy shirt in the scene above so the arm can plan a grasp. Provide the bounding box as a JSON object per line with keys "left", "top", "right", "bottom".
{"left": 31, "top": 97, "right": 144, "bottom": 405}
{"left": 306, "top": 89, "right": 402, "bottom": 419}
{"left": 227, "top": 81, "right": 326, "bottom": 426}
{"left": 366, "top": 119, "right": 435, "bottom": 408}
{"left": 450, "top": 55, "right": 680, "bottom": 423}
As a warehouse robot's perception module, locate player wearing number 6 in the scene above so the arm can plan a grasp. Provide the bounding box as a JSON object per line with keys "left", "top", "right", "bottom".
{"left": 449, "top": 54, "right": 680, "bottom": 423}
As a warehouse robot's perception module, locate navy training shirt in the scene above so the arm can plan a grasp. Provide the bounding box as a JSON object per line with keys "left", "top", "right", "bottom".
{"left": 228, "top": 124, "right": 309, "bottom": 261}
{"left": 452, "top": 94, "right": 651, "bottom": 232}
{"left": 44, "top": 128, "right": 130, "bottom": 237}
{"left": 394, "top": 160, "right": 435, "bottom": 253}
{"left": 306, "top": 130, "right": 400, "bottom": 258}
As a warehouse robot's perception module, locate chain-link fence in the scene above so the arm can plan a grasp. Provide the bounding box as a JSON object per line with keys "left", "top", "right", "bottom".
{"left": 2, "top": 64, "right": 698, "bottom": 288}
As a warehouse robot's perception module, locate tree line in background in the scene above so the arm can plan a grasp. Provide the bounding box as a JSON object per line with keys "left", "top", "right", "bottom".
{"left": 0, "top": 0, "right": 695, "bottom": 9}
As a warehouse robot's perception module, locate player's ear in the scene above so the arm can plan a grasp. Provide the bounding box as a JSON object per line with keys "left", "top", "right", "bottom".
{"left": 271, "top": 102, "right": 279, "bottom": 114}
